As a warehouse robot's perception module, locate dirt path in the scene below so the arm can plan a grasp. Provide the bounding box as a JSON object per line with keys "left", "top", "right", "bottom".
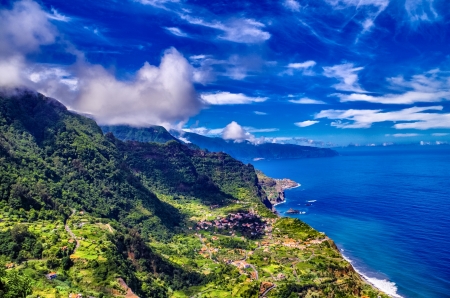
{"left": 65, "top": 210, "right": 80, "bottom": 253}
{"left": 117, "top": 278, "right": 139, "bottom": 298}
{"left": 197, "top": 234, "right": 212, "bottom": 260}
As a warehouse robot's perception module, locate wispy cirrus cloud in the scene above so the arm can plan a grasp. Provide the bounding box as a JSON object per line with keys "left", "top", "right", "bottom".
{"left": 47, "top": 7, "right": 71, "bottom": 22}
{"left": 254, "top": 111, "right": 267, "bottom": 115}
{"left": 405, "top": 0, "right": 439, "bottom": 24}
{"left": 295, "top": 120, "right": 320, "bottom": 127}
{"left": 289, "top": 97, "right": 326, "bottom": 104}
{"left": 283, "top": 0, "right": 301, "bottom": 11}
{"left": 334, "top": 69, "right": 450, "bottom": 104}
{"left": 432, "top": 133, "right": 449, "bottom": 136}
{"left": 164, "top": 27, "right": 189, "bottom": 37}
{"left": 316, "top": 106, "right": 450, "bottom": 130}
{"left": 385, "top": 133, "right": 421, "bottom": 137}
{"left": 325, "top": 0, "right": 389, "bottom": 32}
{"left": 323, "top": 63, "right": 367, "bottom": 93}
{"left": 179, "top": 15, "right": 270, "bottom": 44}
{"left": 282, "top": 60, "right": 316, "bottom": 76}
{"left": 201, "top": 92, "right": 267, "bottom": 105}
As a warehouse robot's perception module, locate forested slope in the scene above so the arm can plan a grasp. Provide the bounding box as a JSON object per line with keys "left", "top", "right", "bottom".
{"left": 0, "top": 90, "right": 385, "bottom": 298}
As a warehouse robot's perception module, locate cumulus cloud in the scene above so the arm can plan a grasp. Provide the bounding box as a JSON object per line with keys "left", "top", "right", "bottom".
{"left": 0, "top": 0, "right": 57, "bottom": 57}
{"left": 295, "top": 120, "right": 320, "bottom": 127}
{"left": 289, "top": 97, "right": 326, "bottom": 104}
{"left": 283, "top": 0, "right": 301, "bottom": 11}
{"left": 222, "top": 121, "right": 254, "bottom": 142}
{"left": 0, "top": 1, "right": 203, "bottom": 128}
{"left": 323, "top": 63, "right": 366, "bottom": 93}
{"left": 183, "top": 123, "right": 278, "bottom": 143}
{"left": 70, "top": 48, "right": 202, "bottom": 127}
{"left": 334, "top": 69, "right": 450, "bottom": 104}
{"left": 201, "top": 92, "right": 267, "bottom": 105}
{"left": 316, "top": 106, "right": 450, "bottom": 130}
{"left": 0, "top": 0, "right": 58, "bottom": 88}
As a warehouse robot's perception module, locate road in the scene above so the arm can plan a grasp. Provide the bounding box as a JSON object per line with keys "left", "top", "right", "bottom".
{"left": 65, "top": 209, "right": 80, "bottom": 253}
{"left": 197, "top": 234, "right": 212, "bottom": 260}
{"left": 259, "top": 284, "right": 276, "bottom": 297}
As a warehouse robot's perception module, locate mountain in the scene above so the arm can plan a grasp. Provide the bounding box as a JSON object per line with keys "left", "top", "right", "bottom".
{"left": 100, "top": 125, "right": 338, "bottom": 161}
{"left": 0, "top": 90, "right": 385, "bottom": 298}
{"left": 101, "top": 125, "right": 178, "bottom": 144}
{"left": 172, "top": 130, "right": 339, "bottom": 161}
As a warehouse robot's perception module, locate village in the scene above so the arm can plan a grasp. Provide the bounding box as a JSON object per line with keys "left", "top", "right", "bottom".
{"left": 195, "top": 211, "right": 267, "bottom": 238}
{"left": 191, "top": 211, "right": 332, "bottom": 296}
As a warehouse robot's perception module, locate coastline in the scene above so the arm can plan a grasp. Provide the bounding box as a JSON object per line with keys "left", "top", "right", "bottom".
{"left": 273, "top": 182, "right": 396, "bottom": 298}
{"left": 341, "top": 253, "right": 402, "bottom": 298}
{"left": 272, "top": 183, "right": 300, "bottom": 206}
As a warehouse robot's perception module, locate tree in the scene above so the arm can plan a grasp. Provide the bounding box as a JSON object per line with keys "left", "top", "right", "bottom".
{"left": 1, "top": 270, "right": 32, "bottom": 298}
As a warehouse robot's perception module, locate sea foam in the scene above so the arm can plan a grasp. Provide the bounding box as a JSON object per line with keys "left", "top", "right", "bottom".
{"left": 342, "top": 254, "right": 403, "bottom": 298}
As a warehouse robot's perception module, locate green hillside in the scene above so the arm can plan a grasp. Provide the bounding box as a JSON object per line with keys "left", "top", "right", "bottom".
{"left": 0, "top": 91, "right": 385, "bottom": 298}
{"left": 101, "top": 125, "right": 178, "bottom": 144}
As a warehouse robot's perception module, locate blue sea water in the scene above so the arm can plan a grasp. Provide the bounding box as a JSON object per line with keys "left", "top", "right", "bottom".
{"left": 254, "top": 146, "right": 450, "bottom": 298}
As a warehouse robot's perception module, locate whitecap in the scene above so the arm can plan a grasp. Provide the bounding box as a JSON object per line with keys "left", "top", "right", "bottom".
{"left": 307, "top": 200, "right": 317, "bottom": 202}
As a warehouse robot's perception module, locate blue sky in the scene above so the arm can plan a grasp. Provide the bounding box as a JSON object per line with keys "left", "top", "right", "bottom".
{"left": 1, "top": 0, "right": 450, "bottom": 146}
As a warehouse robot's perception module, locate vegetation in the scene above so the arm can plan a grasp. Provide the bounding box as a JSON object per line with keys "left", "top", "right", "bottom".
{"left": 0, "top": 90, "right": 386, "bottom": 297}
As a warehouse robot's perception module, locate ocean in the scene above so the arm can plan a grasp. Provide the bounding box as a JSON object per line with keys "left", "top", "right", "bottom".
{"left": 254, "top": 146, "right": 450, "bottom": 298}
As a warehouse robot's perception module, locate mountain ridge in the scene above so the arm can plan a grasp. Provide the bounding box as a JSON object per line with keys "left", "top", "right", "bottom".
{"left": 100, "top": 125, "right": 338, "bottom": 161}
{"left": 0, "top": 90, "right": 385, "bottom": 298}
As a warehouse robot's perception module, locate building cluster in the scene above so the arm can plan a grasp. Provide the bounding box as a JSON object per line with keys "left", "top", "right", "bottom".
{"left": 196, "top": 212, "right": 267, "bottom": 237}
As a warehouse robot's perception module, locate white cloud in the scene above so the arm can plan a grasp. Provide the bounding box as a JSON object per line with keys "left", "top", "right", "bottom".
{"left": 325, "top": 0, "right": 389, "bottom": 32}
{"left": 323, "top": 63, "right": 366, "bottom": 93}
{"left": 136, "top": 0, "right": 179, "bottom": 9}
{"left": 316, "top": 106, "right": 450, "bottom": 130}
{"left": 222, "top": 121, "right": 254, "bottom": 142}
{"left": 432, "top": 133, "right": 449, "bottom": 137}
{"left": 0, "top": 0, "right": 58, "bottom": 88}
{"left": 334, "top": 69, "right": 450, "bottom": 104}
{"left": 164, "top": 27, "right": 189, "bottom": 37}
{"left": 31, "top": 48, "right": 203, "bottom": 128}
{"left": 254, "top": 111, "right": 267, "bottom": 115}
{"left": 385, "top": 133, "right": 421, "bottom": 137}
{"left": 288, "top": 61, "right": 316, "bottom": 69}
{"left": 47, "top": 7, "right": 70, "bottom": 22}
{"left": 283, "top": 0, "right": 301, "bottom": 11}
{"left": 245, "top": 127, "right": 279, "bottom": 133}
{"left": 201, "top": 92, "right": 267, "bottom": 105}
{"left": 295, "top": 120, "right": 320, "bottom": 127}
{"left": 183, "top": 127, "right": 223, "bottom": 136}
{"left": 405, "top": 0, "right": 439, "bottom": 24}
{"left": 0, "top": 0, "right": 57, "bottom": 57}
{"left": 335, "top": 91, "right": 450, "bottom": 104}
{"left": 283, "top": 60, "right": 316, "bottom": 76}
{"left": 289, "top": 97, "right": 326, "bottom": 104}
{"left": 0, "top": 56, "right": 27, "bottom": 88}
{"left": 180, "top": 15, "right": 270, "bottom": 44}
